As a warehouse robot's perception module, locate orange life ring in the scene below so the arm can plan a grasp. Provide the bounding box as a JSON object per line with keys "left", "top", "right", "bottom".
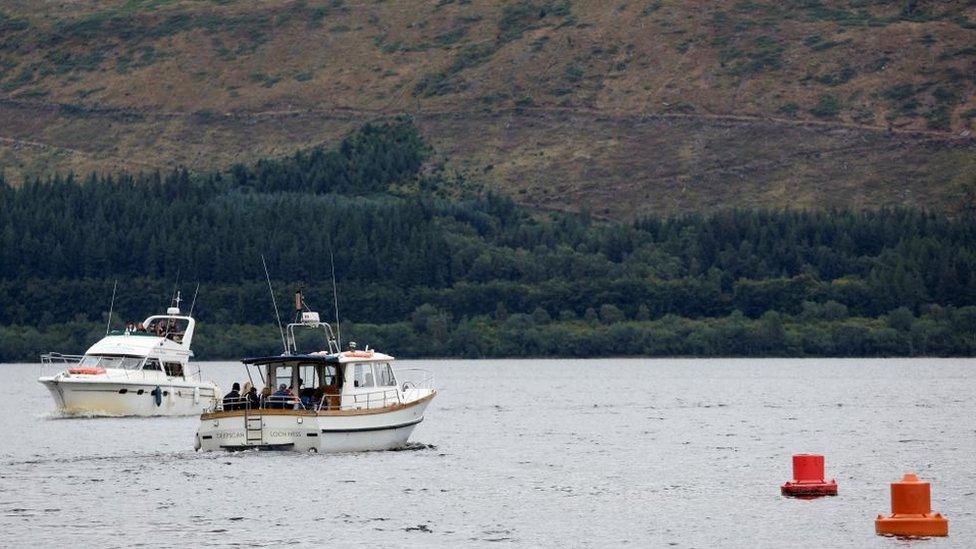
{"left": 68, "top": 366, "right": 106, "bottom": 375}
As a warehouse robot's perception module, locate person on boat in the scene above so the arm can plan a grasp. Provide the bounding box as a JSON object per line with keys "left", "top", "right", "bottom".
{"left": 271, "top": 384, "right": 295, "bottom": 409}
{"left": 242, "top": 383, "right": 259, "bottom": 409}
{"left": 311, "top": 385, "right": 325, "bottom": 409}
{"left": 223, "top": 382, "right": 241, "bottom": 410}
{"left": 164, "top": 319, "right": 178, "bottom": 340}
{"left": 136, "top": 322, "right": 146, "bottom": 332}
{"left": 259, "top": 386, "right": 273, "bottom": 408}
{"left": 297, "top": 378, "right": 316, "bottom": 408}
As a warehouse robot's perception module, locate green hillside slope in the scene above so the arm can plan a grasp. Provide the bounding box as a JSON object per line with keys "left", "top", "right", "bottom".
{"left": 1, "top": 120, "right": 974, "bottom": 359}
{"left": 1, "top": 1, "right": 975, "bottom": 216}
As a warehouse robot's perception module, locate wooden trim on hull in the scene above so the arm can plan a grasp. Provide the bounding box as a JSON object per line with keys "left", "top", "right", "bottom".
{"left": 202, "top": 408, "right": 318, "bottom": 419}
{"left": 200, "top": 391, "right": 436, "bottom": 420}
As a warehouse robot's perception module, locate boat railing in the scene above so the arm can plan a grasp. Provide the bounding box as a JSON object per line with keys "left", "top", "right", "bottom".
{"left": 314, "top": 388, "right": 401, "bottom": 411}
{"left": 208, "top": 396, "right": 304, "bottom": 414}
{"left": 39, "top": 353, "right": 84, "bottom": 378}
{"left": 396, "top": 368, "right": 435, "bottom": 392}
{"left": 286, "top": 320, "right": 340, "bottom": 355}
{"left": 208, "top": 388, "right": 406, "bottom": 414}
{"left": 40, "top": 353, "right": 84, "bottom": 365}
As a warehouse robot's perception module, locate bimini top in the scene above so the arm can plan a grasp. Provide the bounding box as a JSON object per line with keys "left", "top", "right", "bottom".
{"left": 243, "top": 350, "right": 394, "bottom": 366}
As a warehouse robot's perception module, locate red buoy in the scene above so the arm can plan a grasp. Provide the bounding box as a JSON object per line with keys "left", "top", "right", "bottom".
{"left": 781, "top": 454, "right": 838, "bottom": 497}
{"left": 876, "top": 473, "right": 948, "bottom": 537}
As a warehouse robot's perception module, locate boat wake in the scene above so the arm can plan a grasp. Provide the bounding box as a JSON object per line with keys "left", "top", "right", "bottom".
{"left": 2, "top": 450, "right": 198, "bottom": 467}
{"left": 389, "top": 442, "right": 437, "bottom": 452}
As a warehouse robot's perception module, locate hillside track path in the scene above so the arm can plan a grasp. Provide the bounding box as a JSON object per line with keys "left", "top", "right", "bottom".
{"left": 2, "top": 97, "right": 973, "bottom": 143}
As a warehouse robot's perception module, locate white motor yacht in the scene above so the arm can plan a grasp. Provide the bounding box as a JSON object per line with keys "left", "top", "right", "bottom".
{"left": 38, "top": 300, "right": 219, "bottom": 416}
{"left": 195, "top": 294, "right": 435, "bottom": 452}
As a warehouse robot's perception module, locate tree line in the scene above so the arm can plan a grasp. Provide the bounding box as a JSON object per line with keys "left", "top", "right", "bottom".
{"left": 0, "top": 117, "right": 974, "bottom": 360}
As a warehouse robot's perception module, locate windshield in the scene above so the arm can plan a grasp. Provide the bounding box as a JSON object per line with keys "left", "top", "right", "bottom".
{"left": 79, "top": 355, "right": 145, "bottom": 370}
{"left": 144, "top": 318, "right": 190, "bottom": 343}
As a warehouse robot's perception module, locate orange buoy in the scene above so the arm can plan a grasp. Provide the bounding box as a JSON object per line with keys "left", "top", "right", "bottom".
{"left": 781, "top": 454, "right": 838, "bottom": 497}
{"left": 875, "top": 473, "right": 948, "bottom": 537}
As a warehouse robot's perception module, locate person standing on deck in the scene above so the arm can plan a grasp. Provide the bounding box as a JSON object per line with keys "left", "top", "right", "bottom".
{"left": 223, "top": 382, "right": 241, "bottom": 410}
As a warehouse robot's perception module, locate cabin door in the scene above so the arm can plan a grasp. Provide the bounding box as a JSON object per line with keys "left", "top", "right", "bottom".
{"left": 344, "top": 362, "right": 377, "bottom": 410}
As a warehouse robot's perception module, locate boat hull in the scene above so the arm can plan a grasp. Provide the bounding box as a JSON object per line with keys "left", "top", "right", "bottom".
{"left": 196, "top": 392, "right": 434, "bottom": 452}
{"left": 39, "top": 376, "right": 219, "bottom": 417}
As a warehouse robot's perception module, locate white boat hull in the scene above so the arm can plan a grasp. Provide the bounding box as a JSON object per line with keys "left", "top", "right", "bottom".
{"left": 39, "top": 376, "right": 219, "bottom": 417}
{"left": 196, "top": 392, "right": 434, "bottom": 452}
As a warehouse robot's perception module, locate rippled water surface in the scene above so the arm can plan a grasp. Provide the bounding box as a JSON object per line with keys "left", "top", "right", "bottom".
{"left": 1, "top": 358, "right": 973, "bottom": 547}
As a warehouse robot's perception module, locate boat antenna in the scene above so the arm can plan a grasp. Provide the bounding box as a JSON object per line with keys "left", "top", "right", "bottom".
{"left": 188, "top": 283, "right": 200, "bottom": 316}
{"left": 171, "top": 268, "right": 181, "bottom": 306}
{"left": 105, "top": 279, "right": 118, "bottom": 336}
{"left": 261, "top": 254, "right": 288, "bottom": 354}
{"left": 330, "top": 248, "right": 342, "bottom": 350}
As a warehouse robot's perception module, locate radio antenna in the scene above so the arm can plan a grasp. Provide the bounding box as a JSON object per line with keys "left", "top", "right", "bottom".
{"left": 188, "top": 283, "right": 200, "bottom": 316}
{"left": 330, "top": 248, "right": 342, "bottom": 350}
{"left": 105, "top": 279, "right": 118, "bottom": 336}
{"left": 261, "top": 255, "right": 288, "bottom": 354}
{"left": 171, "top": 268, "right": 181, "bottom": 306}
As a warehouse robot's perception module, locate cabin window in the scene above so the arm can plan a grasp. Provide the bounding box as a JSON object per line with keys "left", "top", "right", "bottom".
{"left": 164, "top": 362, "right": 184, "bottom": 377}
{"left": 322, "top": 365, "right": 338, "bottom": 386}
{"left": 316, "top": 364, "right": 339, "bottom": 392}
{"left": 298, "top": 363, "right": 316, "bottom": 391}
{"left": 374, "top": 363, "right": 395, "bottom": 387}
{"left": 80, "top": 355, "right": 143, "bottom": 370}
{"left": 143, "top": 358, "right": 162, "bottom": 371}
{"left": 353, "top": 363, "right": 374, "bottom": 388}
{"left": 120, "top": 357, "right": 144, "bottom": 370}
{"left": 274, "top": 365, "right": 296, "bottom": 389}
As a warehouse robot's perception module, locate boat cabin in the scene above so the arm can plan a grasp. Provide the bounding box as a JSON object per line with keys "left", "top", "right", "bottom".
{"left": 222, "top": 300, "right": 407, "bottom": 411}
{"left": 239, "top": 350, "right": 401, "bottom": 411}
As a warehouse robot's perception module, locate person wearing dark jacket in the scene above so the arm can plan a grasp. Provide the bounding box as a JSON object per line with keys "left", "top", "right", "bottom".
{"left": 223, "top": 382, "right": 241, "bottom": 410}
{"left": 271, "top": 384, "right": 295, "bottom": 409}
{"left": 244, "top": 386, "right": 260, "bottom": 409}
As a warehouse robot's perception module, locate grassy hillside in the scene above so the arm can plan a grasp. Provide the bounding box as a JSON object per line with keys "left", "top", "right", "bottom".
{"left": 1, "top": 0, "right": 974, "bottom": 217}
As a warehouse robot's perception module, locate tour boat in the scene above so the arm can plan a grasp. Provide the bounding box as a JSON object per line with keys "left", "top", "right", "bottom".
{"left": 38, "top": 298, "right": 219, "bottom": 416}
{"left": 194, "top": 296, "right": 435, "bottom": 453}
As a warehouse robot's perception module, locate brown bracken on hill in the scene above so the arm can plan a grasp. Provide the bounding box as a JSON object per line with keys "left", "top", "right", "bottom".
{"left": 0, "top": 0, "right": 974, "bottom": 217}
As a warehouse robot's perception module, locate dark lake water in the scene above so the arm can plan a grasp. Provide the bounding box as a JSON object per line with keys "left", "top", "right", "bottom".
{"left": 1, "top": 358, "right": 973, "bottom": 547}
